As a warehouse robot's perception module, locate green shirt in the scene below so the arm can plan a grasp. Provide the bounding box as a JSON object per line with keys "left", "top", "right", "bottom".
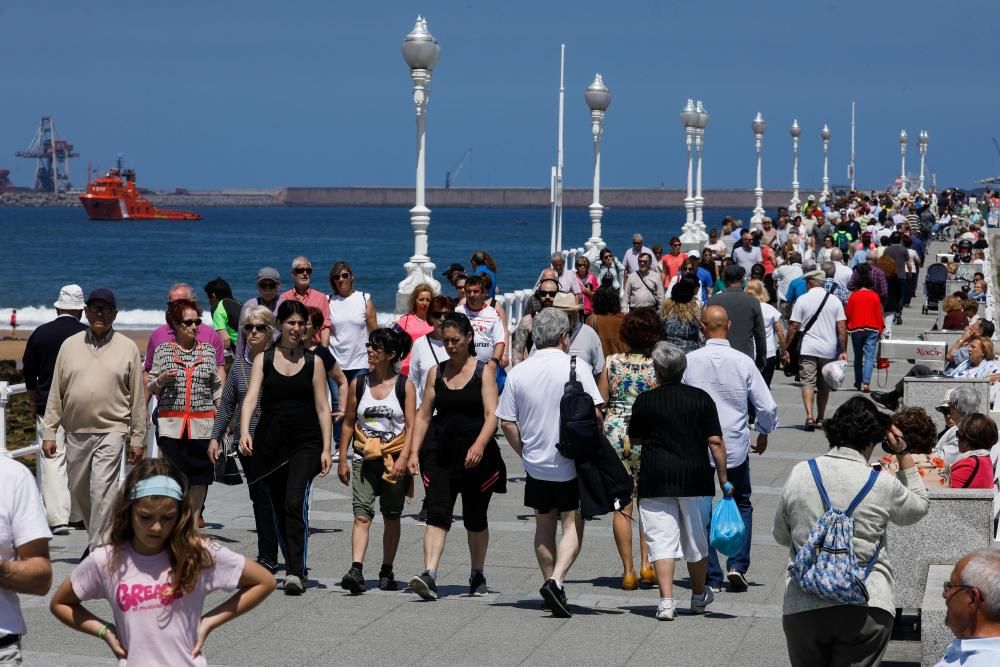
{"left": 212, "top": 301, "right": 238, "bottom": 343}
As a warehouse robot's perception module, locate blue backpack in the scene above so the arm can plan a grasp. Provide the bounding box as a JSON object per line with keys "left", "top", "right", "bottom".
{"left": 789, "top": 460, "right": 883, "bottom": 605}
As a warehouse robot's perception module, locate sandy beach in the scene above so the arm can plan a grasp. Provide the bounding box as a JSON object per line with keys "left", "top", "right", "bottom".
{"left": 0, "top": 329, "right": 152, "bottom": 364}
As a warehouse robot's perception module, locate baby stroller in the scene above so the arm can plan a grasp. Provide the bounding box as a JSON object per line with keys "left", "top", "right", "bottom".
{"left": 922, "top": 263, "right": 948, "bottom": 316}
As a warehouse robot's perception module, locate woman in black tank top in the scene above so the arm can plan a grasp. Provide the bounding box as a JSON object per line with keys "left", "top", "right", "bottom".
{"left": 406, "top": 313, "right": 506, "bottom": 600}
{"left": 239, "top": 301, "right": 332, "bottom": 596}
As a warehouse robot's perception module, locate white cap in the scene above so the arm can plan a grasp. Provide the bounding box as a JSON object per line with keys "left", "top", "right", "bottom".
{"left": 54, "top": 284, "right": 85, "bottom": 310}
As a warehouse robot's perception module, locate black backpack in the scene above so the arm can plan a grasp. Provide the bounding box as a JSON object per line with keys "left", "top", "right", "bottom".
{"left": 355, "top": 371, "right": 408, "bottom": 406}
{"left": 556, "top": 356, "right": 600, "bottom": 460}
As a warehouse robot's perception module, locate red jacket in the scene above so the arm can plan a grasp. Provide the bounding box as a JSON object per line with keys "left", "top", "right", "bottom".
{"left": 949, "top": 454, "right": 994, "bottom": 489}
{"left": 845, "top": 288, "right": 884, "bottom": 332}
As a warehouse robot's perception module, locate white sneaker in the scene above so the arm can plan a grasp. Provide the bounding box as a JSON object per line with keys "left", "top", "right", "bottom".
{"left": 691, "top": 588, "right": 715, "bottom": 614}
{"left": 655, "top": 599, "right": 676, "bottom": 621}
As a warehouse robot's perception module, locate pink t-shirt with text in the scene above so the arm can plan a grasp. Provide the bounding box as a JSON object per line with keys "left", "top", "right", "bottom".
{"left": 71, "top": 541, "right": 244, "bottom": 666}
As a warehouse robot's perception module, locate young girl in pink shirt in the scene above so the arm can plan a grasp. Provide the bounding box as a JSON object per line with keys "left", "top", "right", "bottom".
{"left": 50, "top": 460, "right": 274, "bottom": 665}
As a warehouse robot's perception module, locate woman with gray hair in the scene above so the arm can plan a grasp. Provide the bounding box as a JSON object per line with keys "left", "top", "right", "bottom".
{"left": 935, "top": 386, "right": 983, "bottom": 465}
{"left": 628, "top": 342, "right": 732, "bottom": 621}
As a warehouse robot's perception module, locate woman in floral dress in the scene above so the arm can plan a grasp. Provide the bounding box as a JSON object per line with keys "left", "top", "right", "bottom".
{"left": 598, "top": 307, "right": 662, "bottom": 590}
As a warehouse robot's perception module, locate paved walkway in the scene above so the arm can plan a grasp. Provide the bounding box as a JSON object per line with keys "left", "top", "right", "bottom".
{"left": 17, "top": 252, "right": 947, "bottom": 666}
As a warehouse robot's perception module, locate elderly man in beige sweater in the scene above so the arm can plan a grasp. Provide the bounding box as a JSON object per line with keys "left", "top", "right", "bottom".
{"left": 41, "top": 289, "right": 146, "bottom": 551}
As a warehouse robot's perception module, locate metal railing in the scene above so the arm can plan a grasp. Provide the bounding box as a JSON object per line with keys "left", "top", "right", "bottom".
{"left": 0, "top": 381, "right": 44, "bottom": 487}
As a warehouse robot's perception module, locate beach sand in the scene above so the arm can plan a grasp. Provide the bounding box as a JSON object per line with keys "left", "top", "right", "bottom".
{"left": 0, "top": 329, "right": 152, "bottom": 363}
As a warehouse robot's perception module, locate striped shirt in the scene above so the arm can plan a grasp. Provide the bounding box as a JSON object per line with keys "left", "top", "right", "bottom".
{"left": 211, "top": 352, "right": 260, "bottom": 441}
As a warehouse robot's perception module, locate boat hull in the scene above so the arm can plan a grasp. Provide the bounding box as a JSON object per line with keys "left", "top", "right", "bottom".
{"left": 79, "top": 194, "right": 202, "bottom": 221}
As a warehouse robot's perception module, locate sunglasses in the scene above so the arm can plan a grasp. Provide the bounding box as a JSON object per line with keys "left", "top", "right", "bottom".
{"left": 538, "top": 290, "right": 558, "bottom": 298}
{"left": 671, "top": 243, "right": 681, "bottom": 247}
{"left": 243, "top": 323, "right": 270, "bottom": 333}
{"left": 293, "top": 267, "right": 313, "bottom": 275}
{"left": 181, "top": 318, "right": 202, "bottom": 327}
{"left": 87, "top": 305, "right": 115, "bottom": 316}
{"left": 258, "top": 281, "right": 277, "bottom": 289}
{"left": 429, "top": 311, "right": 448, "bottom": 319}
{"left": 334, "top": 272, "right": 352, "bottom": 280}
{"left": 365, "top": 343, "right": 386, "bottom": 352}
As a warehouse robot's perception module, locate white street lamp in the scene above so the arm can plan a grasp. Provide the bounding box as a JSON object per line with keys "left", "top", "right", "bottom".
{"left": 679, "top": 99, "right": 698, "bottom": 243}
{"left": 918, "top": 130, "right": 928, "bottom": 192}
{"left": 397, "top": 16, "right": 441, "bottom": 312}
{"left": 899, "top": 129, "right": 909, "bottom": 196}
{"left": 751, "top": 112, "right": 766, "bottom": 226}
{"left": 821, "top": 124, "right": 831, "bottom": 202}
{"left": 693, "top": 100, "right": 708, "bottom": 240}
{"left": 789, "top": 119, "right": 801, "bottom": 213}
{"left": 583, "top": 73, "right": 610, "bottom": 260}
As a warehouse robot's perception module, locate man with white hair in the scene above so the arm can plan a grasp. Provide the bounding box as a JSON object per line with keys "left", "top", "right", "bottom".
{"left": 935, "top": 549, "right": 1000, "bottom": 666}
{"left": 278, "top": 256, "right": 330, "bottom": 346}
{"left": 497, "top": 308, "right": 604, "bottom": 618}
{"left": 535, "top": 253, "right": 582, "bottom": 299}
{"left": 622, "top": 233, "right": 655, "bottom": 276}
{"left": 829, "top": 248, "right": 853, "bottom": 289}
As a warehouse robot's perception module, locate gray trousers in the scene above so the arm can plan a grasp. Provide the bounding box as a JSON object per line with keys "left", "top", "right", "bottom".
{"left": 0, "top": 640, "right": 21, "bottom": 666}
{"left": 66, "top": 432, "right": 124, "bottom": 550}
{"left": 783, "top": 606, "right": 894, "bottom": 667}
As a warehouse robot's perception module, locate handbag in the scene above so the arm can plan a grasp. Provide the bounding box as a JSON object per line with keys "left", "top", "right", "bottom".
{"left": 784, "top": 290, "right": 832, "bottom": 376}
{"left": 214, "top": 434, "right": 244, "bottom": 486}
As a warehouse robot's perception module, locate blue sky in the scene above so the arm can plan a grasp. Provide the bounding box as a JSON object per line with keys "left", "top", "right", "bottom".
{"left": 1, "top": 1, "right": 996, "bottom": 191}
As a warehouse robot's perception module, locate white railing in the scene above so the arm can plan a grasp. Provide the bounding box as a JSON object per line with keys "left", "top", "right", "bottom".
{"left": 0, "top": 381, "right": 44, "bottom": 488}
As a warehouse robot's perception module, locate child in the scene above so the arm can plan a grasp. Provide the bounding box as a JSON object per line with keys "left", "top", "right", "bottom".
{"left": 50, "top": 459, "right": 275, "bottom": 665}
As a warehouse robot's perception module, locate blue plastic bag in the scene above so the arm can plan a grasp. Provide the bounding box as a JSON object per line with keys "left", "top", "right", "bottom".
{"left": 709, "top": 496, "right": 746, "bottom": 558}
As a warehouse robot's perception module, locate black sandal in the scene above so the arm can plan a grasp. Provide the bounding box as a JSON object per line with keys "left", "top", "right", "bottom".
{"left": 803, "top": 418, "right": 816, "bottom": 432}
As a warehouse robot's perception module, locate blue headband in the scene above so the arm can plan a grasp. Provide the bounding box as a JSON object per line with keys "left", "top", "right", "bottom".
{"left": 130, "top": 475, "right": 184, "bottom": 502}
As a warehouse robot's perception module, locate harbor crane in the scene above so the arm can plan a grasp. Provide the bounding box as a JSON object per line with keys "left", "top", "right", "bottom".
{"left": 15, "top": 116, "right": 78, "bottom": 193}
{"left": 444, "top": 148, "right": 471, "bottom": 188}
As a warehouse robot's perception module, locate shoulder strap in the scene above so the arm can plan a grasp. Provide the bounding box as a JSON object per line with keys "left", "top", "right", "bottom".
{"left": 845, "top": 469, "right": 880, "bottom": 516}
{"left": 395, "top": 373, "right": 407, "bottom": 407}
{"left": 569, "top": 355, "right": 577, "bottom": 383}
{"left": 427, "top": 337, "right": 441, "bottom": 364}
{"left": 801, "top": 291, "right": 832, "bottom": 335}
{"left": 962, "top": 456, "right": 982, "bottom": 488}
{"left": 354, "top": 372, "right": 368, "bottom": 404}
{"left": 807, "top": 459, "right": 832, "bottom": 512}
{"left": 474, "top": 360, "right": 486, "bottom": 381}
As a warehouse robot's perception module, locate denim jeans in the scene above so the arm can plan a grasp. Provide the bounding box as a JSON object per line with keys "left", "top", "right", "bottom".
{"left": 707, "top": 457, "right": 752, "bottom": 585}
{"left": 851, "top": 330, "right": 880, "bottom": 386}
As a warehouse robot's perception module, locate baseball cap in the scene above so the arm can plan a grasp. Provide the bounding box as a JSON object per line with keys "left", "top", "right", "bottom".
{"left": 256, "top": 267, "right": 280, "bottom": 284}
{"left": 936, "top": 388, "right": 954, "bottom": 412}
{"left": 85, "top": 288, "right": 117, "bottom": 308}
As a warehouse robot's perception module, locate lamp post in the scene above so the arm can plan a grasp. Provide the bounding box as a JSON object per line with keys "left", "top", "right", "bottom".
{"left": 918, "top": 130, "right": 928, "bottom": 192}
{"left": 751, "top": 112, "right": 766, "bottom": 227}
{"left": 899, "top": 129, "right": 908, "bottom": 196}
{"left": 789, "top": 119, "right": 801, "bottom": 213}
{"left": 679, "top": 99, "right": 698, "bottom": 243}
{"left": 397, "top": 16, "right": 441, "bottom": 312}
{"left": 821, "top": 124, "right": 831, "bottom": 202}
{"left": 693, "top": 100, "right": 708, "bottom": 240}
{"left": 583, "top": 73, "right": 610, "bottom": 261}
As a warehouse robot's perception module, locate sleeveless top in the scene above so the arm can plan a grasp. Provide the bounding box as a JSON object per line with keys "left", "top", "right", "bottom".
{"left": 355, "top": 373, "right": 405, "bottom": 441}
{"left": 260, "top": 348, "right": 318, "bottom": 421}
{"left": 329, "top": 291, "right": 370, "bottom": 371}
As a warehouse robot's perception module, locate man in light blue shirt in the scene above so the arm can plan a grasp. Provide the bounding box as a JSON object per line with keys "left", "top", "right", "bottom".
{"left": 682, "top": 305, "right": 778, "bottom": 593}
{"left": 935, "top": 550, "right": 1000, "bottom": 667}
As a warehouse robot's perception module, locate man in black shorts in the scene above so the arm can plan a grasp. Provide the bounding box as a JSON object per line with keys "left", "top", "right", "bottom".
{"left": 497, "top": 309, "right": 604, "bottom": 618}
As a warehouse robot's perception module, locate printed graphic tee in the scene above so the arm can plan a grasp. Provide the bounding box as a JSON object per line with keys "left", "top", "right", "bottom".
{"left": 71, "top": 541, "right": 244, "bottom": 666}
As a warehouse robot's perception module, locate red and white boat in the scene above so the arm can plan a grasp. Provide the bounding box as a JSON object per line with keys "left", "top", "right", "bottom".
{"left": 79, "top": 162, "right": 201, "bottom": 220}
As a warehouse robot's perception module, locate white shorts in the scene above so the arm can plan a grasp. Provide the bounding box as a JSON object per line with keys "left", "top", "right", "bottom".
{"left": 639, "top": 496, "right": 712, "bottom": 563}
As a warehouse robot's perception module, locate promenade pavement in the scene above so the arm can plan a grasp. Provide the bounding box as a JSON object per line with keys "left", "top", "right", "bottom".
{"left": 17, "top": 251, "right": 947, "bottom": 666}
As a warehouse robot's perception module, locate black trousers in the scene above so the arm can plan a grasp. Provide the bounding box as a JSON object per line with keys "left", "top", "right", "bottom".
{"left": 263, "top": 446, "right": 321, "bottom": 578}
{"left": 238, "top": 450, "right": 279, "bottom": 565}
{"left": 782, "top": 606, "right": 894, "bottom": 667}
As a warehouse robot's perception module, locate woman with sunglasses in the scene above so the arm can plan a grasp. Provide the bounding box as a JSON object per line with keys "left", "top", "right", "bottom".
{"left": 395, "top": 283, "right": 436, "bottom": 376}
{"left": 209, "top": 305, "right": 282, "bottom": 572}
{"left": 407, "top": 312, "right": 506, "bottom": 600}
{"left": 239, "top": 300, "right": 333, "bottom": 595}
{"left": 328, "top": 261, "right": 377, "bottom": 385}
{"left": 338, "top": 328, "right": 415, "bottom": 594}
{"left": 147, "top": 298, "right": 222, "bottom": 528}
{"left": 575, "top": 256, "right": 599, "bottom": 316}
{"left": 598, "top": 248, "right": 625, "bottom": 292}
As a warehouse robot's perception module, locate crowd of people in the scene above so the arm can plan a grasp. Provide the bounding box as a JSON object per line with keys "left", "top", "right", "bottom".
{"left": 3, "top": 190, "right": 1000, "bottom": 665}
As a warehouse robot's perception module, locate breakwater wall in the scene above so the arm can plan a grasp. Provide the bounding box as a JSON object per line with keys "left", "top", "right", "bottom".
{"left": 278, "top": 187, "right": 797, "bottom": 209}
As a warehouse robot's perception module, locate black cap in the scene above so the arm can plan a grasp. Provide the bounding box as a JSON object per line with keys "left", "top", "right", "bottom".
{"left": 724, "top": 264, "right": 746, "bottom": 283}
{"left": 442, "top": 262, "right": 466, "bottom": 277}
{"left": 85, "top": 288, "right": 117, "bottom": 308}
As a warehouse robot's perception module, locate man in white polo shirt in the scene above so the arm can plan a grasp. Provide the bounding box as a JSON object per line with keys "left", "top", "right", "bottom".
{"left": 497, "top": 308, "right": 603, "bottom": 618}
{"left": 0, "top": 457, "right": 53, "bottom": 663}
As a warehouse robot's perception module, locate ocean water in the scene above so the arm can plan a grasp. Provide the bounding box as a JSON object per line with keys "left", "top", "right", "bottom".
{"left": 0, "top": 205, "right": 747, "bottom": 329}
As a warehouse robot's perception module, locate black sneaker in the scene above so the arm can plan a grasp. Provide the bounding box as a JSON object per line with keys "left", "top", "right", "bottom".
{"left": 410, "top": 572, "right": 438, "bottom": 600}
{"left": 416, "top": 508, "right": 428, "bottom": 524}
{"left": 256, "top": 558, "right": 280, "bottom": 575}
{"left": 69, "top": 520, "right": 86, "bottom": 531}
{"left": 870, "top": 391, "right": 899, "bottom": 411}
{"left": 727, "top": 570, "right": 749, "bottom": 592}
{"left": 469, "top": 571, "right": 487, "bottom": 596}
{"left": 341, "top": 566, "right": 365, "bottom": 595}
{"left": 539, "top": 579, "right": 572, "bottom": 618}
{"left": 378, "top": 569, "right": 398, "bottom": 591}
